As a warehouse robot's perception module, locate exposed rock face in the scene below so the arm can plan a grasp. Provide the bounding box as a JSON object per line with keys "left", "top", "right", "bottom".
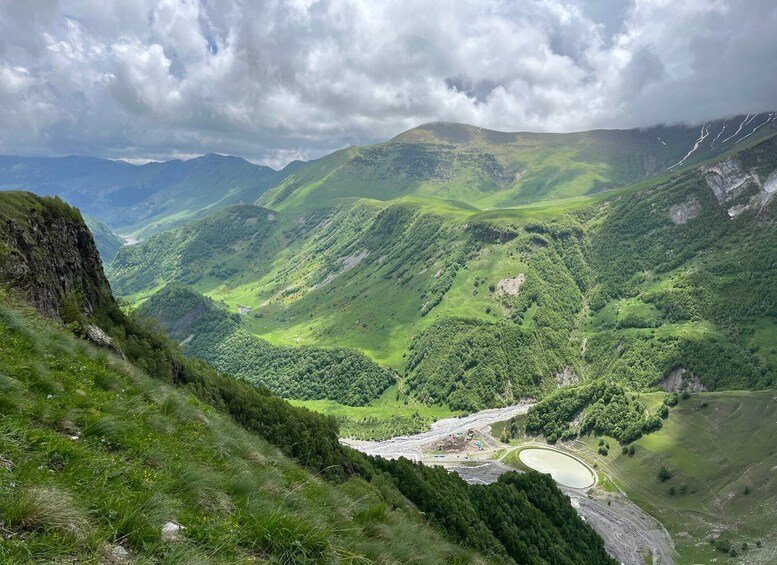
{"left": 496, "top": 273, "right": 526, "bottom": 297}
{"left": 703, "top": 158, "right": 755, "bottom": 203}
{"left": 701, "top": 157, "right": 776, "bottom": 218}
{"left": 0, "top": 192, "right": 114, "bottom": 320}
{"left": 654, "top": 367, "right": 707, "bottom": 393}
{"left": 555, "top": 367, "right": 579, "bottom": 387}
{"left": 669, "top": 198, "right": 701, "bottom": 225}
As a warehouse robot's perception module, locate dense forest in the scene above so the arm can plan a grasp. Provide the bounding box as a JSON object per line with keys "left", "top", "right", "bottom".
{"left": 138, "top": 283, "right": 394, "bottom": 405}
{"left": 369, "top": 456, "right": 615, "bottom": 565}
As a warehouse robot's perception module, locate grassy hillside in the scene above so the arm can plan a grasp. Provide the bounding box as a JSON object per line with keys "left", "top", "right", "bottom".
{"left": 0, "top": 191, "right": 616, "bottom": 565}
{"left": 83, "top": 215, "right": 125, "bottom": 264}
{"left": 259, "top": 114, "right": 777, "bottom": 211}
{"left": 111, "top": 133, "right": 777, "bottom": 423}
{"left": 567, "top": 391, "right": 777, "bottom": 564}
{"left": 108, "top": 199, "right": 590, "bottom": 410}
{"left": 0, "top": 295, "right": 482, "bottom": 564}
{"left": 137, "top": 283, "right": 394, "bottom": 406}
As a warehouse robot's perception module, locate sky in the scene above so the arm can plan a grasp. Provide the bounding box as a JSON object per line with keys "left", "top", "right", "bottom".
{"left": 1, "top": 0, "right": 776, "bottom": 168}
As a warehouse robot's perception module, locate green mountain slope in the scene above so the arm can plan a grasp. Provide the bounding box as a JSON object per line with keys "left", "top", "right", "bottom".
{"left": 83, "top": 215, "right": 125, "bottom": 264}
{"left": 565, "top": 390, "right": 777, "bottom": 564}
{"left": 259, "top": 113, "right": 777, "bottom": 211}
{"left": 111, "top": 133, "right": 777, "bottom": 414}
{"left": 137, "top": 283, "right": 394, "bottom": 405}
{"left": 0, "top": 296, "right": 481, "bottom": 563}
{"left": 0, "top": 191, "right": 615, "bottom": 564}
{"left": 0, "top": 154, "right": 301, "bottom": 238}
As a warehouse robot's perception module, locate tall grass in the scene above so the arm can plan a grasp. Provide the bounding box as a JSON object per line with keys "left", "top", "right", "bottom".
{"left": 1, "top": 486, "right": 89, "bottom": 539}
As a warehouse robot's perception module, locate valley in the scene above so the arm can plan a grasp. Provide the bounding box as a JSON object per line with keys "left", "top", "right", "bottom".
{"left": 344, "top": 401, "right": 674, "bottom": 565}
{"left": 105, "top": 126, "right": 777, "bottom": 564}
{"left": 4, "top": 116, "right": 777, "bottom": 564}
{"left": 347, "top": 389, "right": 777, "bottom": 564}
{"left": 4, "top": 4, "right": 775, "bottom": 564}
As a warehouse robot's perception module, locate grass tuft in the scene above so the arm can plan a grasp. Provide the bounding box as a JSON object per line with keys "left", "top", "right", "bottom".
{"left": 1, "top": 486, "right": 89, "bottom": 539}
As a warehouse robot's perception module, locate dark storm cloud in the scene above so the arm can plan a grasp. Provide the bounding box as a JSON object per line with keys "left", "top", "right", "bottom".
{"left": 0, "top": 0, "right": 775, "bottom": 166}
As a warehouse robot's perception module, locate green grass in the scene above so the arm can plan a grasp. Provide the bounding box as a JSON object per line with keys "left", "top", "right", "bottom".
{"left": 0, "top": 296, "right": 484, "bottom": 564}
{"left": 569, "top": 391, "right": 777, "bottom": 564}
{"left": 259, "top": 119, "right": 777, "bottom": 213}
{"left": 289, "top": 384, "right": 460, "bottom": 440}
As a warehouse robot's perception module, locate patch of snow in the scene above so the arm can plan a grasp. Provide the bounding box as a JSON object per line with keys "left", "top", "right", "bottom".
{"left": 720, "top": 114, "right": 751, "bottom": 145}
{"left": 710, "top": 122, "right": 726, "bottom": 146}
{"left": 668, "top": 124, "right": 710, "bottom": 170}
{"left": 735, "top": 113, "right": 775, "bottom": 145}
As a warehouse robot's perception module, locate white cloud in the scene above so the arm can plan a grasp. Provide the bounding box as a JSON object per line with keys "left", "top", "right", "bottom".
{"left": 0, "top": 0, "right": 775, "bottom": 165}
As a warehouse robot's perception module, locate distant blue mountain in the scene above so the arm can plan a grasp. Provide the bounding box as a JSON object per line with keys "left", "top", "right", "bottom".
{"left": 0, "top": 153, "right": 301, "bottom": 238}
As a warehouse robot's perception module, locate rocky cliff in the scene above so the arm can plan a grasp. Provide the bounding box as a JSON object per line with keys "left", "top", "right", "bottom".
{"left": 0, "top": 191, "right": 113, "bottom": 321}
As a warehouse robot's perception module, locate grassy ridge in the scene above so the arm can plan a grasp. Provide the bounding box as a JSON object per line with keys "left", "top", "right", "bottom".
{"left": 0, "top": 295, "right": 483, "bottom": 564}
{"left": 259, "top": 117, "right": 777, "bottom": 212}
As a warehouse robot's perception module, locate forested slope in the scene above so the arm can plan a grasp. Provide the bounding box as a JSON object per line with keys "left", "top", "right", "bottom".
{"left": 0, "top": 190, "right": 616, "bottom": 564}
{"left": 138, "top": 283, "right": 394, "bottom": 405}
{"left": 112, "top": 133, "right": 777, "bottom": 417}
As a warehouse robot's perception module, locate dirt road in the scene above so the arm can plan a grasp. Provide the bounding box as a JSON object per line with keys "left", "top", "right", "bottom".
{"left": 341, "top": 401, "right": 533, "bottom": 461}
{"left": 343, "top": 403, "right": 676, "bottom": 564}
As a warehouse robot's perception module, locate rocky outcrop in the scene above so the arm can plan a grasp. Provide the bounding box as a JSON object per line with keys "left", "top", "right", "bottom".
{"left": 654, "top": 367, "right": 707, "bottom": 393}
{"left": 701, "top": 157, "right": 776, "bottom": 218}
{"left": 669, "top": 198, "right": 701, "bottom": 225}
{"left": 0, "top": 192, "right": 114, "bottom": 321}
{"left": 555, "top": 367, "right": 580, "bottom": 387}
{"left": 496, "top": 273, "right": 526, "bottom": 297}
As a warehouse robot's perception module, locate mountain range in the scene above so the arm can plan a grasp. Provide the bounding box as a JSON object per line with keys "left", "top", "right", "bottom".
{"left": 2, "top": 111, "right": 777, "bottom": 563}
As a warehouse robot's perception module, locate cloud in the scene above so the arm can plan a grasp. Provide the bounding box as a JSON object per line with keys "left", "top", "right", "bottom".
{"left": 0, "top": 0, "right": 775, "bottom": 166}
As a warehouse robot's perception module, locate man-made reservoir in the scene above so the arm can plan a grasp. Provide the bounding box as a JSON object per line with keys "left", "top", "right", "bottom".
{"left": 518, "top": 448, "right": 595, "bottom": 489}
